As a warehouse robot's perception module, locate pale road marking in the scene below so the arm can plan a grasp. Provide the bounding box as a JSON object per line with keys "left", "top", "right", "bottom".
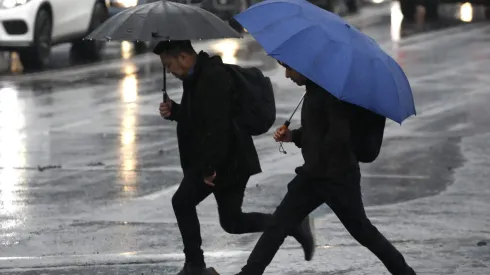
{"left": 135, "top": 184, "right": 180, "bottom": 201}
{"left": 49, "top": 119, "right": 95, "bottom": 131}
{"left": 0, "top": 165, "right": 429, "bottom": 180}
{"left": 361, "top": 174, "right": 429, "bottom": 179}
{"left": 0, "top": 250, "right": 252, "bottom": 269}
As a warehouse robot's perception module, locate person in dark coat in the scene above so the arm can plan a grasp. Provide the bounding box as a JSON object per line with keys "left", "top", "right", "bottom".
{"left": 232, "top": 62, "right": 417, "bottom": 275}
{"left": 154, "top": 41, "right": 315, "bottom": 275}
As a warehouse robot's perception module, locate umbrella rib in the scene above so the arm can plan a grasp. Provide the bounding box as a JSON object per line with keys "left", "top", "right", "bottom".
{"left": 112, "top": 3, "right": 153, "bottom": 40}
{"left": 138, "top": 2, "right": 159, "bottom": 41}
{"left": 384, "top": 59, "right": 404, "bottom": 123}
{"left": 185, "top": 5, "right": 219, "bottom": 39}
{"left": 266, "top": 23, "right": 316, "bottom": 55}
{"left": 185, "top": 4, "right": 231, "bottom": 39}
{"left": 172, "top": 2, "right": 201, "bottom": 40}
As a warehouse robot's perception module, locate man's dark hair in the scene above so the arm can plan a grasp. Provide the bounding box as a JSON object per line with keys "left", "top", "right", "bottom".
{"left": 152, "top": 40, "right": 196, "bottom": 56}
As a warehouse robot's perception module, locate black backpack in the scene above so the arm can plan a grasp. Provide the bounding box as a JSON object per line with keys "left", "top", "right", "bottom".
{"left": 350, "top": 106, "right": 386, "bottom": 163}
{"left": 224, "top": 64, "right": 276, "bottom": 136}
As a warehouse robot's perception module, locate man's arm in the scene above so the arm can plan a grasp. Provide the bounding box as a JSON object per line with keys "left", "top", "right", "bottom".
{"left": 195, "top": 66, "right": 232, "bottom": 177}
{"left": 291, "top": 127, "right": 303, "bottom": 148}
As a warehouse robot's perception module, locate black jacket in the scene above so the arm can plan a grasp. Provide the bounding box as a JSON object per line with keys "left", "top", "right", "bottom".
{"left": 291, "top": 81, "right": 359, "bottom": 179}
{"left": 166, "top": 51, "right": 261, "bottom": 178}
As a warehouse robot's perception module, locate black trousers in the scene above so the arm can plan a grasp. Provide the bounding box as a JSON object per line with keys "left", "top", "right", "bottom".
{"left": 171, "top": 170, "right": 273, "bottom": 266}
{"left": 240, "top": 169, "right": 413, "bottom": 275}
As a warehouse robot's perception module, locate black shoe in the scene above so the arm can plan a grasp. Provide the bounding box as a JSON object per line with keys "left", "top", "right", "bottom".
{"left": 293, "top": 215, "right": 316, "bottom": 261}
{"left": 177, "top": 264, "right": 218, "bottom": 275}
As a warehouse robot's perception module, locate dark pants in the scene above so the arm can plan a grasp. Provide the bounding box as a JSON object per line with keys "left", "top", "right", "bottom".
{"left": 240, "top": 170, "right": 413, "bottom": 275}
{"left": 171, "top": 171, "right": 272, "bottom": 266}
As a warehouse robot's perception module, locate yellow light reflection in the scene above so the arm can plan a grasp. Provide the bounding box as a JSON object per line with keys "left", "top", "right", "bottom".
{"left": 212, "top": 40, "right": 239, "bottom": 64}
{"left": 372, "top": 0, "right": 384, "bottom": 3}
{"left": 121, "top": 41, "right": 134, "bottom": 60}
{"left": 459, "top": 3, "right": 473, "bottom": 22}
{"left": 118, "top": 0, "right": 138, "bottom": 8}
{"left": 121, "top": 70, "right": 138, "bottom": 103}
{"left": 10, "top": 52, "right": 23, "bottom": 74}
{"left": 390, "top": 0, "right": 403, "bottom": 43}
{"left": 119, "top": 251, "right": 139, "bottom": 256}
{"left": 119, "top": 68, "right": 139, "bottom": 197}
{"left": 123, "top": 63, "right": 137, "bottom": 76}
{"left": 0, "top": 86, "right": 26, "bottom": 228}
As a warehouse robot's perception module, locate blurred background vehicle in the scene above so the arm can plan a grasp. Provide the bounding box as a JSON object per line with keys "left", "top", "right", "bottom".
{"left": 398, "top": 0, "right": 490, "bottom": 20}
{"left": 309, "top": 0, "right": 364, "bottom": 15}
{"left": 0, "top": 0, "right": 109, "bottom": 70}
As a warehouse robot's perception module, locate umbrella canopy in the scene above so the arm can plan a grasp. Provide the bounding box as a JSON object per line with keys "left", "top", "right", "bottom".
{"left": 86, "top": 0, "right": 242, "bottom": 41}
{"left": 234, "top": 0, "right": 416, "bottom": 124}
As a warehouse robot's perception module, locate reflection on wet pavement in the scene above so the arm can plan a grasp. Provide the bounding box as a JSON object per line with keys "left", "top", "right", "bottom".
{"left": 0, "top": 84, "right": 27, "bottom": 246}
{"left": 119, "top": 69, "right": 139, "bottom": 198}
{"left": 1, "top": 2, "right": 490, "bottom": 274}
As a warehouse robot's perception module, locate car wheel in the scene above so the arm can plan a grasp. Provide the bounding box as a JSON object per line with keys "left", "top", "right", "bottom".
{"left": 399, "top": 0, "right": 416, "bottom": 20}
{"left": 346, "top": 0, "right": 360, "bottom": 14}
{"left": 319, "top": 0, "right": 335, "bottom": 12}
{"left": 424, "top": 0, "right": 439, "bottom": 20}
{"left": 484, "top": 4, "right": 490, "bottom": 20}
{"left": 71, "top": 1, "right": 108, "bottom": 61}
{"left": 18, "top": 8, "right": 52, "bottom": 70}
{"left": 133, "top": 41, "right": 148, "bottom": 55}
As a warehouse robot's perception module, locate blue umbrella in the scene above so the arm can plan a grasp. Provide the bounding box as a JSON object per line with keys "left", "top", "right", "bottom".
{"left": 234, "top": 0, "right": 416, "bottom": 123}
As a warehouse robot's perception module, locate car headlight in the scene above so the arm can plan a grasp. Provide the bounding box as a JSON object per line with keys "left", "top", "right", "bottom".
{"left": 0, "top": 0, "right": 31, "bottom": 9}
{"left": 111, "top": 0, "right": 138, "bottom": 8}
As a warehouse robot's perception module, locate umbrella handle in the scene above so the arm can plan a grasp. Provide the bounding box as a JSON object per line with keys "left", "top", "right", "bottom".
{"left": 279, "top": 120, "right": 290, "bottom": 131}
{"left": 278, "top": 120, "right": 291, "bottom": 154}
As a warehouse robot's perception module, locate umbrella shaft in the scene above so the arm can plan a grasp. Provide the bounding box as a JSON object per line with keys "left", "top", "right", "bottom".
{"left": 287, "top": 92, "right": 306, "bottom": 123}
{"left": 163, "top": 67, "right": 167, "bottom": 102}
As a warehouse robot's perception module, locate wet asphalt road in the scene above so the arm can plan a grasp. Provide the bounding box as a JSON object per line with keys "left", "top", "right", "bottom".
{"left": 1, "top": 1, "right": 490, "bottom": 274}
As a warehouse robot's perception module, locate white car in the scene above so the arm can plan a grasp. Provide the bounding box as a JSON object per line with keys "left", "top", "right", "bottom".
{"left": 0, "top": 0, "right": 109, "bottom": 70}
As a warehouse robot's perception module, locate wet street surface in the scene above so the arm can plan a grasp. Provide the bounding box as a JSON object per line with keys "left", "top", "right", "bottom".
{"left": 1, "top": 1, "right": 490, "bottom": 274}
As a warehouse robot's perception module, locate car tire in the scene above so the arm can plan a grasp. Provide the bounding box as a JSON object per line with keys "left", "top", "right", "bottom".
{"left": 346, "top": 0, "right": 360, "bottom": 14}
{"left": 71, "top": 1, "right": 108, "bottom": 61}
{"left": 133, "top": 41, "right": 148, "bottom": 55}
{"left": 424, "top": 0, "right": 439, "bottom": 20}
{"left": 484, "top": 4, "right": 490, "bottom": 20}
{"left": 18, "top": 8, "right": 52, "bottom": 70}
{"left": 399, "top": 0, "right": 416, "bottom": 20}
{"left": 319, "top": 0, "right": 335, "bottom": 12}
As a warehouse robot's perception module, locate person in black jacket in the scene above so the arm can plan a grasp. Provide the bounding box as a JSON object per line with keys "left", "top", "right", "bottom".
{"left": 154, "top": 41, "right": 315, "bottom": 275}
{"left": 233, "top": 62, "right": 416, "bottom": 275}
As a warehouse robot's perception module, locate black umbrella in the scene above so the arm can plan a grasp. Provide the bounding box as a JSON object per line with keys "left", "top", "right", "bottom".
{"left": 85, "top": 0, "right": 242, "bottom": 100}
{"left": 86, "top": 0, "right": 242, "bottom": 41}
